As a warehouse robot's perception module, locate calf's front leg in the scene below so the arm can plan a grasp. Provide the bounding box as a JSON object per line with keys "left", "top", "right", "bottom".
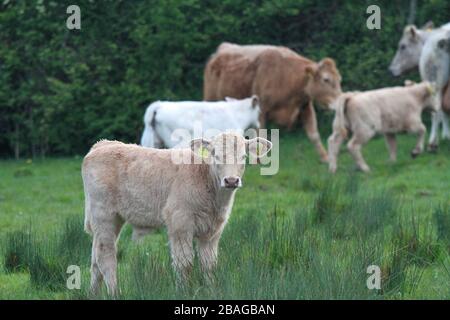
{"left": 198, "top": 236, "right": 220, "bottom": 284}
{"left": 169, "top": 231, "right": 194, "bottom": 286}
{"left": 347, "top": 135, "right": 372, "bottom": 173}
{"left": 410, "top": 123, "right": 426, "bottom": 158}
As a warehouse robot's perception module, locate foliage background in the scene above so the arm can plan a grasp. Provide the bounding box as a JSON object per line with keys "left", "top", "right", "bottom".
{"left": 1, "top": 0, "right": 449, "bottom": 158}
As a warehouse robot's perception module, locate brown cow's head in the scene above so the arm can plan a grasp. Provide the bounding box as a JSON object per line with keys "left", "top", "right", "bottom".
{"left": 305, "top": 58, "right": 342, "bottom": 108}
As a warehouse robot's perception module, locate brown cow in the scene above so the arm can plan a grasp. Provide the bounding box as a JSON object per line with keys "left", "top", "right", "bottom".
{"left": 203, "top": 42, "right": 342, "bottom": 162}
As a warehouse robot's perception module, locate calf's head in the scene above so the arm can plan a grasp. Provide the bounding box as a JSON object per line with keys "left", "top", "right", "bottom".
{"left": 305, "top": 58, "right": 342, "bottom": 108}
{"left": 190, "top": 133, "right": 272, "bottom": 189}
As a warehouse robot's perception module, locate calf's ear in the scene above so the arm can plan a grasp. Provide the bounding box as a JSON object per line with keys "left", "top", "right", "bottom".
{"left": 246, "top": 137, "right": 272, "bottom": 158}
{"left": 421, "top": 21, "right": 434, "bottom": 31}
{"left": 404, "top": 80, "right": 415, "bottom": 86}
{"left": 190, "top": 138, "right": 212, "bottom": 158}
{"left": 405, "top": 25, "right": 418, "bottom": 40}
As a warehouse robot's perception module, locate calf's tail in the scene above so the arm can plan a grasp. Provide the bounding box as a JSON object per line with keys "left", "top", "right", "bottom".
{"left": 331, "top": 93, "right": 352, "bottom": 139}
{"left": 140, "top": 102, "right": 160, "bottom": 147}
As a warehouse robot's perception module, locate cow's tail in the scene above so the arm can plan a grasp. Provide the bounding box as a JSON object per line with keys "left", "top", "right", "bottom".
{"left": 140, "top": 102, "right": 160, "bottom": 147}
{"left": 331, "top": 93, "right": 352, "bottom": 139}
{"left": 83, "top": 193, "right": 93, "bottom": 236}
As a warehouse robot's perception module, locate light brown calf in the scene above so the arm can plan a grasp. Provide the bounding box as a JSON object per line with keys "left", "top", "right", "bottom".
{"left": 82, "top": 133, "right": 272, "bottom": 295}
{"left": 328, "top": 82, "right": 437, "bottom": 173}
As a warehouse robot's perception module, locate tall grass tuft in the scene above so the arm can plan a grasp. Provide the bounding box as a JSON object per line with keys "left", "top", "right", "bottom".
{"left": 434, "top": 205, "right": 450, "bottom": 252}
{"left": 3, "top": 230, "right": 32, "bottom": 273}
{"left": 1, "top": 215, "right": 91, "bottom": 290}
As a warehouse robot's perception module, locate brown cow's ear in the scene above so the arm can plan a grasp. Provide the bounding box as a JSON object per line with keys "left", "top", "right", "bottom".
{"left": 305, "top": 66, "right": 315, "bottom": 78}
{"left": 319, "top": 58, "right": 336, "bottom": 70}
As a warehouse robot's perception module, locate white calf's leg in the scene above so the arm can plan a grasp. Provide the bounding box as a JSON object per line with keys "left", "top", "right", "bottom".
{"left": 347, "top": 133, "right": 373, "bottom": 173}
{"left": 410, "top": 123, "right": 426, "bottom": 158}
{"left": 428, "top": 110, "right": 442, "bottom": 152}
{"left": 92, "top": 217, "right": 123, "bottom": 296}
{"left": 90, "top": 237, "right": 103, "bottom": 295}
{"left": 384, "top": 134, "right": 397, "bottom": 162}
{"left": 198, "top": 236, "right": 220, "bottom": 283}
{"left": 327, "top": 131, "right": 344, "bottom": 173}
{"left": 169, "top": 231, "right": 194, "bottom": 285}
{"left": 132, "top": 226, "right": 153, "bottom": 243}
{"left": 442, "top": 112, "right": 450, "bottom": 140}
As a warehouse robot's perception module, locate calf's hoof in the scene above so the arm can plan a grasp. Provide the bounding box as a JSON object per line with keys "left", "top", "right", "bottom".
{"left": 427, "top": 144, "right": 438, "bottom": 153}
{"left": 358, "top": 165, "right": 371, "bottom": 173}
{"left": 410, "top": 150, "right": 420, "bottom": 159}
{"left": 320, "top": 155, "right": 329, "bottom": 164}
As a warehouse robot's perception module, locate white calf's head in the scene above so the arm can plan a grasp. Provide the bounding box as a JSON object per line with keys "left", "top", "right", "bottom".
{"left": 190, "top": 132, "right": 272, "bottom": 189}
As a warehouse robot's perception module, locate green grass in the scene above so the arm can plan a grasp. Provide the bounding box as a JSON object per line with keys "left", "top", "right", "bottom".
{"left": 0, "top": 131, "right": 449, "bottom": 299}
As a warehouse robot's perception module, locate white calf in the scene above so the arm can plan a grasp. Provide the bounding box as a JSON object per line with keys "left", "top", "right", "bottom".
{"left": 140, "top": 96, "right": 260, "bottom": 148}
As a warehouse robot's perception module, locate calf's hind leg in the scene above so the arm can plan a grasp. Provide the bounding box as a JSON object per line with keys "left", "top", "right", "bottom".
{"left": 347, "top": 132, "right": 373, "bottom": 173}
{"left": 384, "top": 134, "right": 397, "bottom": 162}
{"left": 327, "top": 131, "right": 345, "bottom": 173}
{"left": 91, "top": 215, "right": 123, "bottom": 296}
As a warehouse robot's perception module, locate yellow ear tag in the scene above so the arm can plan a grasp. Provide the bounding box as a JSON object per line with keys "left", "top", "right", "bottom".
{"left": 256, "top": 143, "right": 261, "bottom": 156}
{"left": 427, "top": 84, "right": 435, "bottom": 96}
{"left": 198, "top": 146, "right": 209, "bottom": 159}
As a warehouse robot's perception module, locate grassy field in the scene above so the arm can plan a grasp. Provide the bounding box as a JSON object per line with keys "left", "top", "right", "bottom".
{"left": 0, "top": 130, "right": 449, "bottom": 299}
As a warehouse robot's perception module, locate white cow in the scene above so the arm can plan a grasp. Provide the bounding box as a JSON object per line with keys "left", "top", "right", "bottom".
{"left": 419, "top": 33, "right": 450, "bottom": 149}
{"left": 140, "top": 96, "right": 261, "bottom": 148}
{"left": 389, "top": 21, "right": 450, "bottom": 150}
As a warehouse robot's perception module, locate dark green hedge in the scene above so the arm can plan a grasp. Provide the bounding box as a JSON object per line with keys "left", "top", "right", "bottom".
{"left": 1, "top": 0, "right": 448, "bottom": 157}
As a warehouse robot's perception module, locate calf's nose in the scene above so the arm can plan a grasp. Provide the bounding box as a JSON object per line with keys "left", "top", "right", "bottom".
{"left": 223, "top": 177, "right": 240, "bottom": 188}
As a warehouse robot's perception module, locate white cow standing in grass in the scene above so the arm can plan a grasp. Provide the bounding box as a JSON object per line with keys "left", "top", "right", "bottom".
{"left": 140, "top": 96, "right": 261, "bottom": 148}
{"left": 82, "top": 133, "right": 272, "bottom": 296}
{"left": 389, "top": 21, "right": 450, "bottom": 151}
